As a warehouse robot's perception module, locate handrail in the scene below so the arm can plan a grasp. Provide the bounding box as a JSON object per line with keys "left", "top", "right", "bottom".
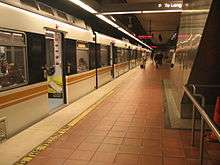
{"left": 184, "top": 86, "right": 220, "bottom": 141}
{"left": 184, "top": 85, "right": 220, "bottom": 165}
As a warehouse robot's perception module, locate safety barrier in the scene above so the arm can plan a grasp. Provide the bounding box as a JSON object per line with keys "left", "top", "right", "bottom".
{"left": 183, "top": 84, "right": 220, "bottom": 165}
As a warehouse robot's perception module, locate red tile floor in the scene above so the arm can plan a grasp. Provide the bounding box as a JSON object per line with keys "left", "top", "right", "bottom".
{"left": 28, "top": 64, "right": 220, "bottom": 165}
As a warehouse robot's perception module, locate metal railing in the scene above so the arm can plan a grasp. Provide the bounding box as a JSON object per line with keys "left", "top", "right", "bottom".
{"left": 183, "top": 85, "right": 220, "bottom": 165}
{"left": 188, "top": 84, "right": 205, "bottom": 146}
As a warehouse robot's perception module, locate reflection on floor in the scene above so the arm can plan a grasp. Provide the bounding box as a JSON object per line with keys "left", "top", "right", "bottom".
{"left": 48, "top": 98, "right": 63, "bottom": 111}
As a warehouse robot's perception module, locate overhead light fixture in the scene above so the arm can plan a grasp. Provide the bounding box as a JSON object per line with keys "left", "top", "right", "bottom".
{"left": 101, "top": 11, "right": 142, "bottom": 15}
{"left": 118, "top": 27, "right": 152, "bottom": 50}
{"left": 183, "top": 9, "right": 209, "bottom": 13}
{"left": 100, "top": 9, "right": 209, "bottom": 15}
{"left": 142, "top": 9, "right": 182, "bottom": 14}
{"left": 96, "top": 14, "right": 119, "bottom": 28}
{"left": 101, "top": 10, "right": 182, "bottom": 15}
{"left": 110, "top": 16, "right": 116, "bottom": 22}
{"left": 68, "top": 0, "right": 97, "bottom": 14}
{"left": 118, "top": 27, "right": 130, "bottom": 36}
{"left": 67, "top": 0, "right": 152, "bottom": 49}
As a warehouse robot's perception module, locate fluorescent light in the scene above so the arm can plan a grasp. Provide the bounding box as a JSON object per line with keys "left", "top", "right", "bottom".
{"left": 101, "top": 11, "right": 142, "bottom": 15}
{"left": 142, "top": 9, "right": 182, "bottom": 14}
{"left": 183, "top": 9, "right": 209, "bottom": 13}
{"left": 101, "top": 10, "right": 182, "bottom": 15}
{"left": 96, "top": 14, "right": 119, "bottom": 28}
{"left": 101, "top": 9, "right": 208, "bottom": 15}
{"left": 67, "top": 0, "right": 152, "bottom": 50}
{"left": 110, "top": 16, "right": 116, "bottom": 22}
{"left": 118, "top": 27, "right": 130, "bottom": 36}
{"left": 68, "top": 0, "right": 97, "bottom": 14}
{"left": 118, "top": 27, "right": 152, "bottom": 50}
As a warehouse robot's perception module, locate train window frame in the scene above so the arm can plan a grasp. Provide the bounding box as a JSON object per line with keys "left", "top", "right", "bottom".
{"left": 38, "top": 2, "right": 54, "bottom": 16}
{"left": 76, "top": 41, "right": 90, "bottom": 73}
{"left": 0, "top": 30, "right": 28, "bottom": 92}
{"left": 20, "top": 0, "right": 39, "bottom": 10}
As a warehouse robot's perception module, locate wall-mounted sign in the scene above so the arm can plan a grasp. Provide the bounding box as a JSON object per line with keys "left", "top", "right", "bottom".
{"left": 150, "top": 46, "right": 158, "bottom": 49}
{"left": 138, "top": 35, "right": 153, "bottom": 40}
{"left": 158, "top": 3, "right": 183, "bottom": 9}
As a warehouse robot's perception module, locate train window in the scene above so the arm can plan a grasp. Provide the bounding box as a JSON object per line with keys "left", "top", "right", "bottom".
{"left": 100, "top": 45, "right": 110, "bottom": 67}
{"left": 20, "top": 0, "right": 39, "bottom": 10}
{"left": 12, "top": 33, "right": 25, "bottom": 46}
{"left": 115, "top": 48, "right": 119, "bottom": 64}
{"left": 116, "top": 48, "right": 127, "bottom": 63}
{"left": 124, "top": 49, "right": 129, "bottom": 61}
{"left": 0, "top": 31, "right": 27, "bottom": 91}
{"left": 39, "top": 3, "right": 54, "bottom": 15}
{"left": 0, "top": 32, "right": 11, "bottom": 44}
{"left": 122, "top": 49, "right": 127, "bottom": 62}
{"left": 76, "top": 42, "right": 89, "bottom": 73}
{"left": 56, "top": 10, "right": 68, "bottom": 20}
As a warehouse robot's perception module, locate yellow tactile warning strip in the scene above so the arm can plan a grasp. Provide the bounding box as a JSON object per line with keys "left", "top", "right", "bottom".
{"left": 14, "top": 87, "right": 120, "bottom": 165}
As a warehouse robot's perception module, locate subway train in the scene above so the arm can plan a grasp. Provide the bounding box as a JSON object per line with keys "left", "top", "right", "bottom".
{"left": 0, "top": 0, "right": 151, "bottom": 137}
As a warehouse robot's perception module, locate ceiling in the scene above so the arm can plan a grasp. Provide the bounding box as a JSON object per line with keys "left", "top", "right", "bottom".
{"left": 127, "top": 0, "right": 180, "bottom": 33}
{"left": 95, "top": 0, "right": 181, "bottom": 45}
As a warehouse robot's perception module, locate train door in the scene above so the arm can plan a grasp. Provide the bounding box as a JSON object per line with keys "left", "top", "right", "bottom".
{"left": 45, "top": 30, "right": 65, "bottom": 112}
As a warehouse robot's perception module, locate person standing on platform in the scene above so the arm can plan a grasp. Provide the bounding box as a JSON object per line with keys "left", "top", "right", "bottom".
{"left": 140, "top": 55, "right": 147, "bottom": 69}
{"left": 154, "top": 53, "right": 159, "bottom": 68}
{"left": 154, "top": 52, "right": 163, "bottom": 68}
{"left": 158, "top": 52, "right": 164, "bottom": 66}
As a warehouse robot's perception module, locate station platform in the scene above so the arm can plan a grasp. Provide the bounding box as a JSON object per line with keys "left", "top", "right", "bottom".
{"left": 1, "top": 62, "right": 220, "bottom": 165}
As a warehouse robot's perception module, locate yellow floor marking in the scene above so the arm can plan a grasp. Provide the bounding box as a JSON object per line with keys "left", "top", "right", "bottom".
{"left": 14, "top": 87, "right": 120, "bottom": 165}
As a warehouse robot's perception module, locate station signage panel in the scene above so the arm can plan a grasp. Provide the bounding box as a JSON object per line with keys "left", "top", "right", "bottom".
{"left": 101, "top": 1, "right": 183, "bottom": 14}
{"left": 158, "top": 3, "right": 183, "bottom": 9}
{"left": 138, "top": 35, "right": 153, "bottom": 40}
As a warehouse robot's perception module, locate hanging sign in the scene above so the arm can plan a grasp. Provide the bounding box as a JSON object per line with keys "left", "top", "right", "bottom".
{"left": 158, "top": 3, "right": 183, "bottom": 9}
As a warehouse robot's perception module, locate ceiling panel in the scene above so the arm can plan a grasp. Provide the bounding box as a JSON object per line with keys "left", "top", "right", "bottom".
{"left": 96, "top": 0, "right": 181, "bottom": 45}
{"left": 137, "top": 13, "right": 180, "bottom": 32}
{"left": 126, "top": 0, "right": 180, "bottom": 32}
{"left": 126, "top": 0, "right": 180, "bottom": 44}
{"left": 127, "top": 0, "right": 162, "bottom": 3}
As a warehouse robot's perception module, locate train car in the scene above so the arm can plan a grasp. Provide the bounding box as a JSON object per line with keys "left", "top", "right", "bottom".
{"left": 0, "top": 0, "right": 149, "bottom": 137}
